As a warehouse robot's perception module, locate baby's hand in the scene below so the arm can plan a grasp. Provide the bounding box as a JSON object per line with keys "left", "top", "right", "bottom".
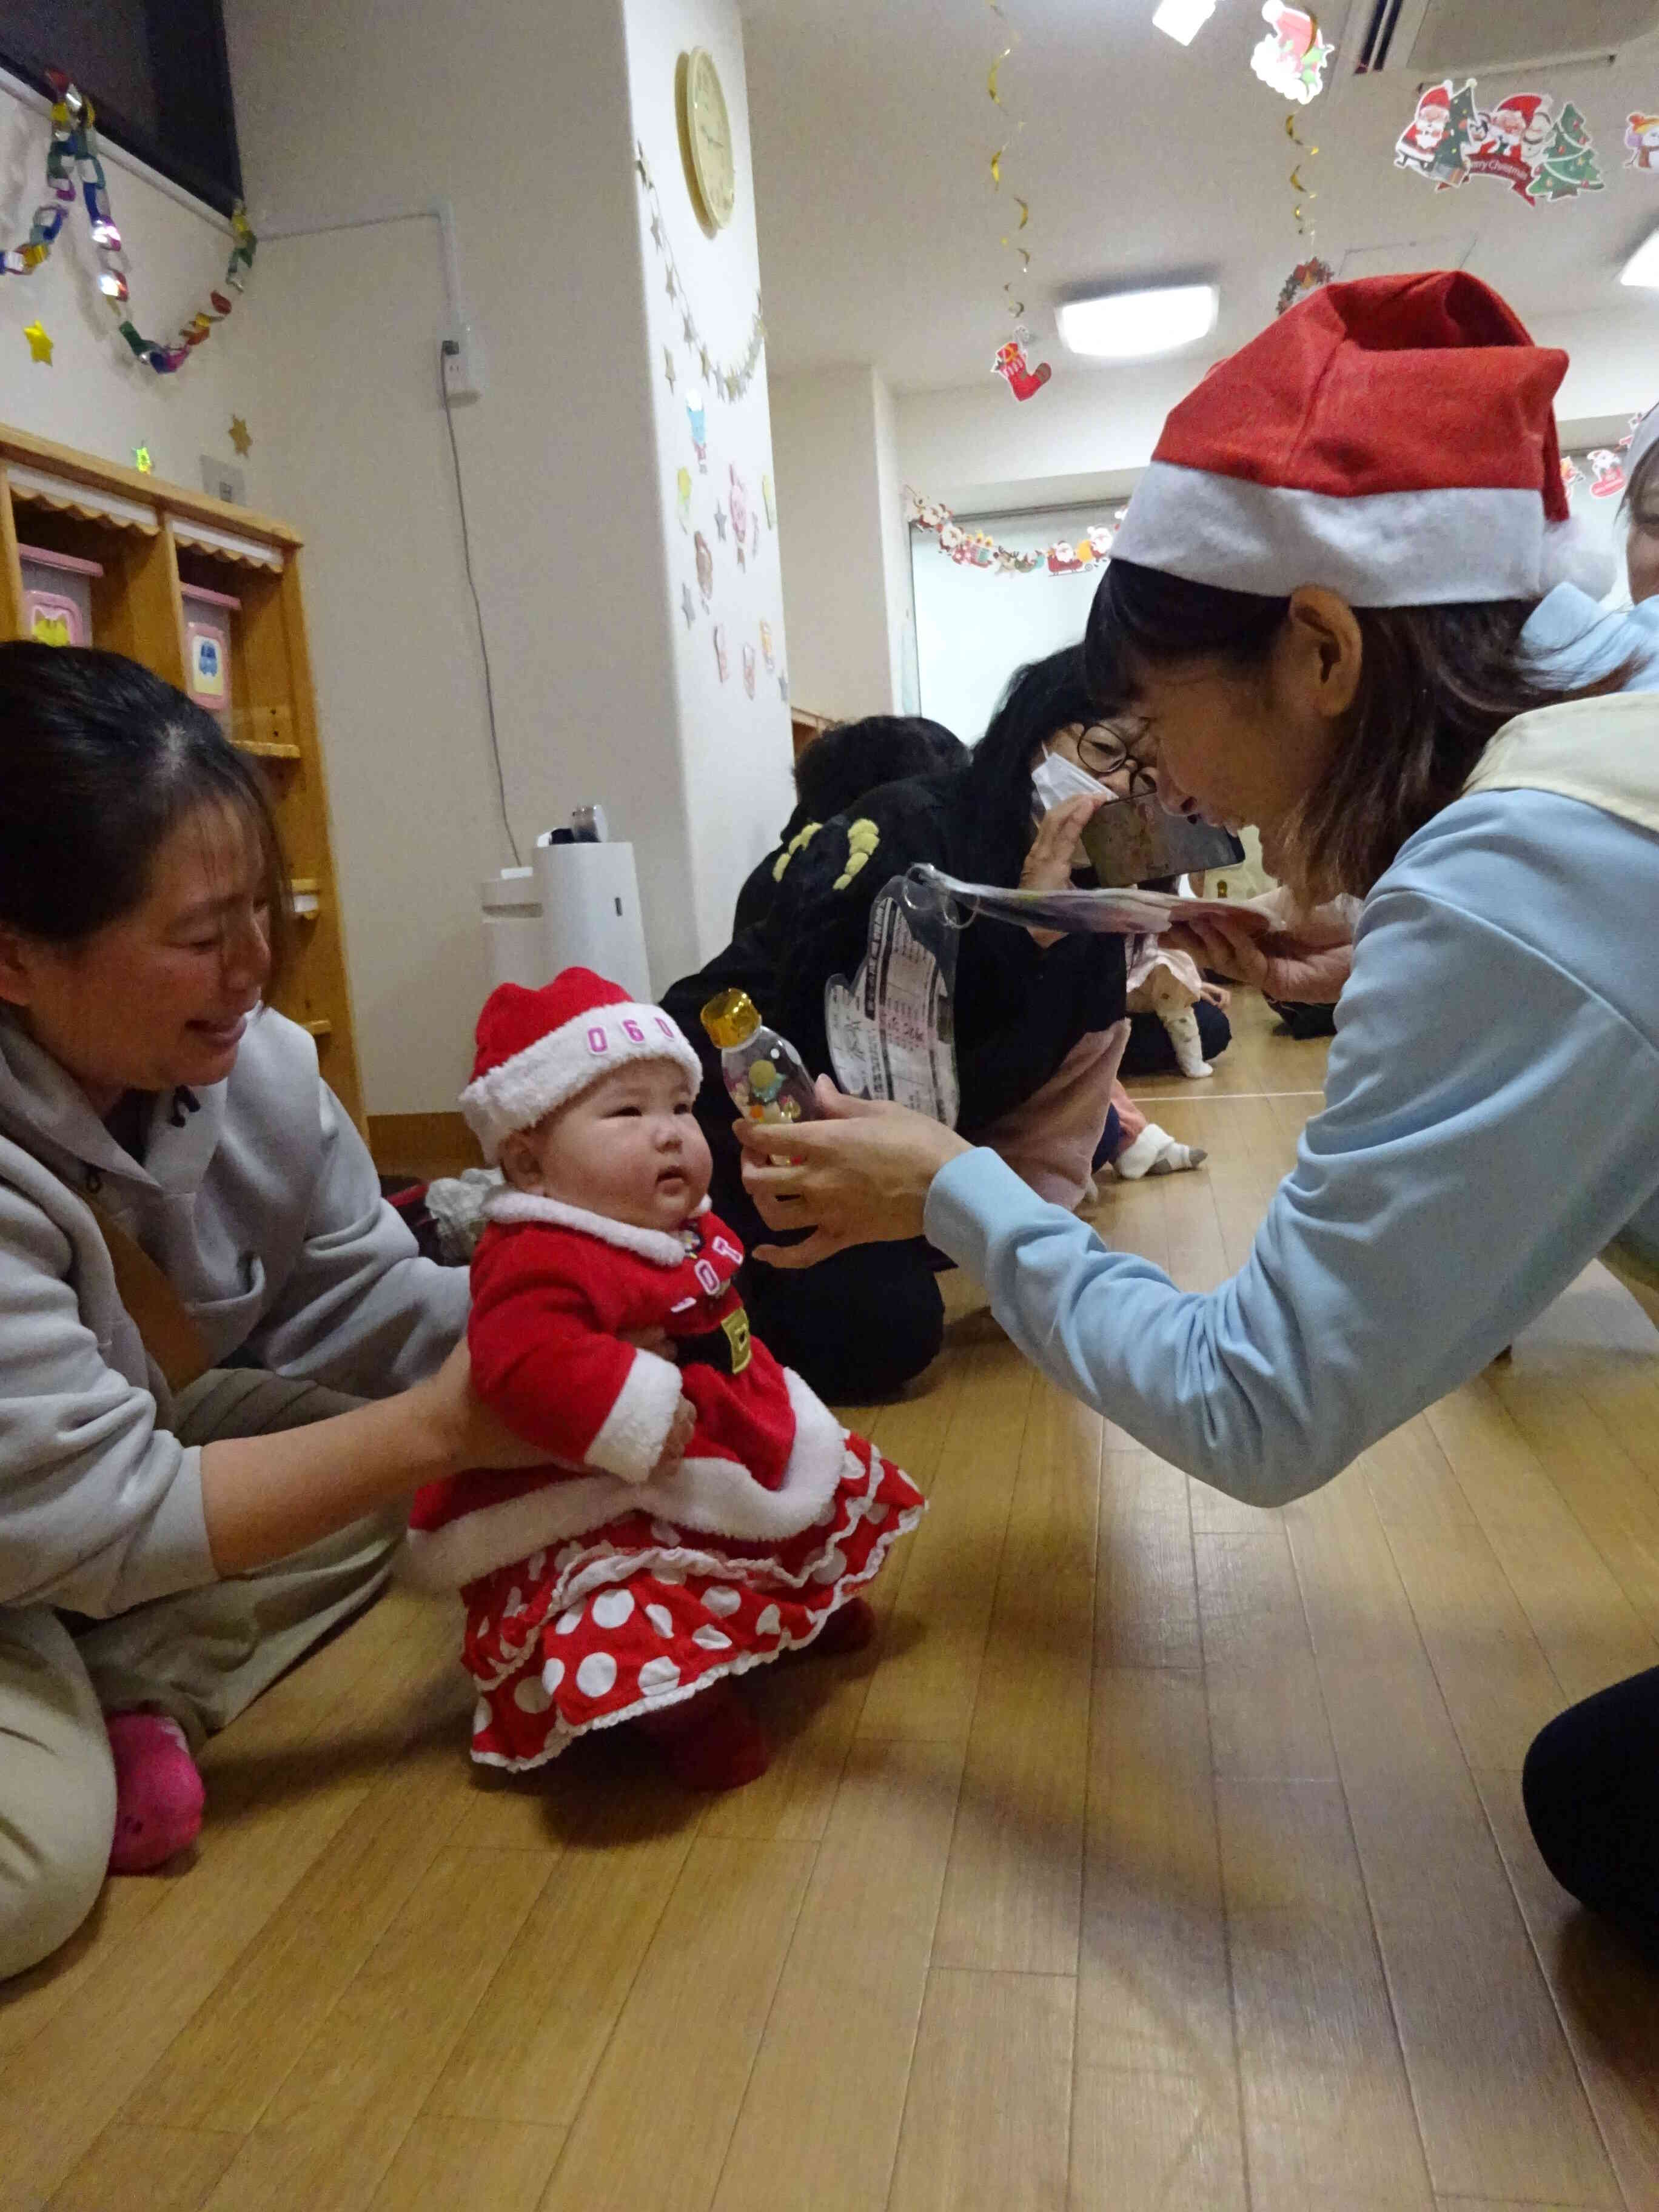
{"left": 650, "top": 1396, "right": 697, "bottom": 1479}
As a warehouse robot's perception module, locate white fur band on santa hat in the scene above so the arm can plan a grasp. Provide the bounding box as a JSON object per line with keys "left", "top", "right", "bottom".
{"left": 460, "top": 1001, "right": 703, "bottom": 1163}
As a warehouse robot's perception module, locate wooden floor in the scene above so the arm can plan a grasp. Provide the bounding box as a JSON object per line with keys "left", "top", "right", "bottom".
{"left": 6, "top": 995, "right": 1659, "bottom": 2211}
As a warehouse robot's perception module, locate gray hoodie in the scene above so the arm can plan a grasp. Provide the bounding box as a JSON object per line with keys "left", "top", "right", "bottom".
{"left": 0, "top": 1006, "right": 469, "bottom": 1617}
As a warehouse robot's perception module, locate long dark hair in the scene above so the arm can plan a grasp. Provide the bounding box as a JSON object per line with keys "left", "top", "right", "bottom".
{"left": 964, "top": 645, "right": 1099, "bottom": 883}
{"left": 0, "top": 643, "right": 293, "bottom": 982}
{"left": 790, "top": 714, "right": 964, "bottom": 833}
{"left": 1086, "top": 561, "right": 1610, "bottom": 903}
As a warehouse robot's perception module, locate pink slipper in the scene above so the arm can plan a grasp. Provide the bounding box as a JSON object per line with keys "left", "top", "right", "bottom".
{"left": 105, "top": 1712, "right": 205, "bottom": 1872}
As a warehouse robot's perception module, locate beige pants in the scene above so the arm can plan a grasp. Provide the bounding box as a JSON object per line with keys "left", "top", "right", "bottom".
{"left": 0, "top": 1370, "right": 404, "bottom": 1981}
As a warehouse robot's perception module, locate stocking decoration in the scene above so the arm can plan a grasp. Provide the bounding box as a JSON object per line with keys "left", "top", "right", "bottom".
{"left": 993, "top": 333, "right": 1051, "bottom": 402}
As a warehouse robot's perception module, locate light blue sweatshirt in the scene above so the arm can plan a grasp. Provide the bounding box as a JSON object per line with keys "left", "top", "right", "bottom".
{"left": 923, "top": 586, "right": 1659, "bottom": 1504}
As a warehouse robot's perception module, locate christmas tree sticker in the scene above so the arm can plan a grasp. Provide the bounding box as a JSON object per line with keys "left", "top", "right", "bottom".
{"left": 1527, "top": 103, "right": 1606, "bottom": 203}
{"left": 1430, "top": 78, "right": 1481, "bottom": 185}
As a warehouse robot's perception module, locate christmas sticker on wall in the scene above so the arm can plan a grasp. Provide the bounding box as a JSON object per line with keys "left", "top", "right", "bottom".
{"left": 1396, "top": 80, "right": 1606, "bottom": 202}
{"left": 686, "top": 392, "right": 708, "bottom": 472}
{"left": 1395, "top": 80, "right": 1480, "bottom": 186}
{"left": 1250, "top": 5, "right": 1333, "bottom": 104}
{"left": 992, "top": 330, "right": 1050, "bottom": 402}
{"left": 742, "top": 643, "right": 756, "bottom": 697}
{"left": 760, "top": 618, "right": 775, "bottom": 671}
{"left": 713, "top": 622, "right": 729, "bottom": 682}
{"left": 729, "top": 466, "right": 749, "bottom": 572}
{"left": 1526, "top": 104, "right": 1606, "bottom": 203}
{"left": 1628, "top": 112, "right": 1659, "bottom": 169}
{"left": 676, "top": 466, "right": 692, "bottom": 532}
{"left": 695, "top": 531, "right": 714, "bottom": 604}
{"left": 762, "top": 473, "right": 776, "bottom": 528}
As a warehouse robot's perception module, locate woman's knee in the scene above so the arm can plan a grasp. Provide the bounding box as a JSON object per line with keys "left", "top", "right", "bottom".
{"left": 0, "top": 1737, "right": 115, "bottom": 1980}
{"left": 1522, "top": 1669, "right": 1659, "bottom": 1930}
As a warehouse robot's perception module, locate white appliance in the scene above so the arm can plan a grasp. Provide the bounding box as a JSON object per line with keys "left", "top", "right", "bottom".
{"left": 480, "top": 834, "right": 652, "bottom": 1002}
{"left": 1336, "top": 0, "right": 1659, "bottom": 75}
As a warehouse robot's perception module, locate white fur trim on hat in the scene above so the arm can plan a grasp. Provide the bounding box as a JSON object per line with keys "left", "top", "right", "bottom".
{"left": 1113, "top": 461, "right": 1592, "bottom": 608}
{"left": 461, "top": 1002, "right": 703, "bottom": 1163}
{"left": 401, "top": 1367, "right": 847, "bottom": 1589}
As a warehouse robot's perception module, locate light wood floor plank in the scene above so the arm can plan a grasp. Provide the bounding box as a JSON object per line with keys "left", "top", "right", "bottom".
{"left": 0, "top": 1594, "right": 458, "bottom": 2212}
{"left": 1216, "top": 1774, "right": 1433, "bottom": 2210}
{"left": 197, "top": 1845, "right": 550, "bottom": 2212}
{"left": 364, "top": 2117, "right": 565, "bottom": 2212}
{"left": 1073, "top": 1667, "right": 1245, "bottom": 2208}
{"left": 1426, "top": 1381, "right": 1659, "bottom": 1708}
{"left": 711, "top": 1737, "right": 964, "bottom": 2212}
{"left": 1475, "top": 1766, "right": 1659, "bottom": 2210}
{"left": 537, "top": 1837, "right": 814, "bottom": 2212}
{"left": 856, "top": 1338, "right": 1034, "bottom": 1743}
{"left": 1094, "top": 1447, "right": 1202, "bottom": 1671}
{"left": 1288, "top": 1476, "right": 1622, "bottom": 2208}
{"left": 887, "top": 1968, "right": 1075, "bottom": 2212}
{"left": 933, "top": 1378, "right": 1099, "bottom": 1975}
{"left": 1194, "top": 1523, "right": 1338, "bottom": 1782}
{"left": 45, "top": 2124, "right": 241, "bottom": 2212}
{"left": 424, "top": 1776, "right": 699, "bottom": 2129}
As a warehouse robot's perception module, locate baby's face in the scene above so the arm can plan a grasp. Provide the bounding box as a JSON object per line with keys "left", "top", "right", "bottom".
{"left": 505, "top": 1060, "right": 712, "bottom": 1232}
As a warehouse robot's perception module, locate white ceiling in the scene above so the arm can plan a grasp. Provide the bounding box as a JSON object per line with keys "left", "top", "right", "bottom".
{"left": 740, "top": 0, "right": 1659, "bottom": 394}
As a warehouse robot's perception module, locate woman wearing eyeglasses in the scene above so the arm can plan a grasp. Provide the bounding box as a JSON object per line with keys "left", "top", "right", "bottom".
{"left": 666, "top": 645, "right": 1184, "bottom": 1402}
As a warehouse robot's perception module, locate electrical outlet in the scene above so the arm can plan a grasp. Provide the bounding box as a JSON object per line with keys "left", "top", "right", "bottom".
{"left": 440, "top": 325, "right": 483, "bottom": 404}
{"left": 200, "top": 455, "right": 246, "bottom": 503}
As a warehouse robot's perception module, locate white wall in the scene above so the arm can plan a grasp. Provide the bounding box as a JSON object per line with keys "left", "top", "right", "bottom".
{"left": 769, "top": 363, "right": 906, "bottom": 722}
{"left": 622, "top": 0, "right": 796, "bottom": 964}
{"left": 0, "top": 74, "right": 260, "bottom": 500}
{"left": 224, "top": 0, "right": 786, "bottom": 1115}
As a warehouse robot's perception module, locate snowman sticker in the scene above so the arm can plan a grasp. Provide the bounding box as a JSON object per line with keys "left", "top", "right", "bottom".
{"left": 1627, "top": 112, "right": 1659, "bottom": 170}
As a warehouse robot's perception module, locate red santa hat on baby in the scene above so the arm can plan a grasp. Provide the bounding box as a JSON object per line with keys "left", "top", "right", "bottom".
{"left": 1110, "top": 270, "right": 1615, "bottom": 605}
{"left": 460, "top": 969, "right": 703, "bottom": 1164}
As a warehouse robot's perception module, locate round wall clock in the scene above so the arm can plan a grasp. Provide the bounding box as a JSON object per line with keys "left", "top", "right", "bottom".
{"left": 679, "top": 47, "right": 736, "bottom": 232}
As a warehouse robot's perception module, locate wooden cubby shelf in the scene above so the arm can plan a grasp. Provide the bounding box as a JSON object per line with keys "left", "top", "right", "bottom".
{"left": 0, "top": 424, "right": 365, "bottom": 1129}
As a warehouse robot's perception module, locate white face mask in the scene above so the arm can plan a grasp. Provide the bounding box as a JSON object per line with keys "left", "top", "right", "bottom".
{"left": 1031, "top": 745, "right": 1107, "bottom": 817}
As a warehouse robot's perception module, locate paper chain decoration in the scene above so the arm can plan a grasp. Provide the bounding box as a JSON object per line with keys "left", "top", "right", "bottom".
{"left": 908, "top": 488, "right": 1125, "bottom": 575}
{"left": 1, "top": 74, "right": 255, "bottom": 375}
{"left": 635, "top": 144, "right": 765, "bottom": 405}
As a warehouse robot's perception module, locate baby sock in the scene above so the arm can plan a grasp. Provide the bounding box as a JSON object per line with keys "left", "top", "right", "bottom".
{"left": 1114, "top": 1124, "right": 1207, "bottom": 1180}
{"left": 809, "top": 1596, "right": 876, "bottom": 1656}
{"left": 106, "top": 1712, "right": 205, "bottom": 1873}
{"left": 635, "top": 1680, "right": 771, "bottom": 1791}
{"left": 1160, "top": 1005, "right": 1213, "bottom": 1080}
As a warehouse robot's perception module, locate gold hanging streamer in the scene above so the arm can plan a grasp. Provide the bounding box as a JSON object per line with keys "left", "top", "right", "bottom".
{"left": 1285, "top": 109, "right": 1319, "bottom": 235}
{"left": 987, "top": 0, "right": 1032, "bottom": 330}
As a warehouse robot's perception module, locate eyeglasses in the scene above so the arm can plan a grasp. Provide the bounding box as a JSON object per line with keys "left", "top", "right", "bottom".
{"left": 1064, "top": 720, "right": 1160, "bottom": 802}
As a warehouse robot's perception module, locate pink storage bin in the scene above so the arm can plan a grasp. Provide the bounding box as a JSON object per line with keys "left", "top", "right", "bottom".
{"left": 19, "top": 544, "right": 102, "bottom": 648}
{"left": 180, "top": 581, "right": 240, "bottom": 717}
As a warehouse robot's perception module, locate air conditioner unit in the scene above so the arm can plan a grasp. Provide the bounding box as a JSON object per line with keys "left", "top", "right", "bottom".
{"left": 1342, "top": 0, "right": 1659, "bottom": 75}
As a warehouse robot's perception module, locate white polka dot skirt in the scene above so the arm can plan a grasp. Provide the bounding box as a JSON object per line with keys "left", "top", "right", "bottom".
{"left": 461, "top": 1431, "right": 925, "bottom": 1771}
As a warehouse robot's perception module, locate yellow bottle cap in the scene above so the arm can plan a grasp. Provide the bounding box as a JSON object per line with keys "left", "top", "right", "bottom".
{"left": 701, "top": 988, "right": 761, "bottom": 1050}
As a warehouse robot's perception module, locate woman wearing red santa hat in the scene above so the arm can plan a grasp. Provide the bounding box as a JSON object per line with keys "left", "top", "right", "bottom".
{"left": 735, "top": 272, "right": 1659, "bottom": 1953}
{"left": 407, "top": 969, "right": 923, "bottom": 1789}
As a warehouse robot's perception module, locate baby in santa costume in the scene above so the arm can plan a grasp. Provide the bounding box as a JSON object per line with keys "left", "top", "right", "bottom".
{"left": 407, "top": 968, "right": 925, "bottom": 1789}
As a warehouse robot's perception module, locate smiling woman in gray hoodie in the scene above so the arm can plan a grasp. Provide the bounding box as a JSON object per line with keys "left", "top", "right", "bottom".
{"left": 0, "top": 645, "right": 536, "bottom": 1979}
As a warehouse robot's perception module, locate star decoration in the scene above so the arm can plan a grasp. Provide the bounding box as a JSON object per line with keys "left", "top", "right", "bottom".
{"left": 635, "top": 144, "right": 652, "bottom": 186}
{"left": 650, "top": 214, "right": 664, "bottom": 250}
{"left": 699, "top": 345, "right": 712, "bottom": 381}
{"left": 681, "top": 583, "right": 696, "bottom": 628}
{"left": 665, "top": 267, "right": 677, "bottom": 302}
{"left": 228, "top": 414, "right": 252, "bottom": 457}
{"left": 663, "top": 346, "right": 676, "bottom": 392}
{"left": 682, "top": 310, "right": 695, "bottom": 347}
{"left": 22, "top": 320, "right": 53, "bottom": 364}
{"left": 779, "top": 672, "right": 789, "bottom": 703}
{"left": 714, "top": 504, "right": 728, "bottom": 541}
{"left": 132, "top": 444, "right": 153, "bottom": 474}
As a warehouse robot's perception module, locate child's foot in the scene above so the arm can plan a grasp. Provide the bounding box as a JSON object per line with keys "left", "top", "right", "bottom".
{"left": 1114, "top": 1124, "right": 1207, "bottom": 1181}
{"left": 635, "top": 1681, "right": 771, "bottom": 1791}
{"left": 106, "top": 1712, "right": 205, "bottom": 1872}
{"left": 812, "top": 1597, "right": 877, "bottom": 1655}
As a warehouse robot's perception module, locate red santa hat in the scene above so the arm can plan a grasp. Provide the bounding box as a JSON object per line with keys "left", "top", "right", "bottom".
{"left": 460, "top": 969, "right": 703, "bottom": 1163}
{"left": 1110, "top": 270, "right": 1615, "bottom": 605}
{"left": 1491, "top": 93, "right": 1543, "bottom": 128}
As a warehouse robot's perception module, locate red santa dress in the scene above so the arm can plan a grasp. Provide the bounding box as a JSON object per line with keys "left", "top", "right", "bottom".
{"left": 407, "top": 1191, "right": 925, "bottom": 1770}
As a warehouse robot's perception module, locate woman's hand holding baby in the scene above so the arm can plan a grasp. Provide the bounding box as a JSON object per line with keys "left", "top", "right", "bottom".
{"left": 651, "top": 1396, "right": 697, "bottom": 1478}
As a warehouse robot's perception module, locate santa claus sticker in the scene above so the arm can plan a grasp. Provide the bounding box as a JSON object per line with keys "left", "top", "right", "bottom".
{"left": 1395, "top": 81, "right": 1478, "bottom": 187}
{"left": 1466, "top": 93, "right": 1554, "bottom": 196}
{"left": 1397, "top": 78, "right": 1607, "bottom": 204}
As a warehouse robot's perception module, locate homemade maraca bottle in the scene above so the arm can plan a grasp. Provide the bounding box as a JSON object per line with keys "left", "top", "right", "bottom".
{"left": 700, "top": 990, "right": 822, "bottom": 1127}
